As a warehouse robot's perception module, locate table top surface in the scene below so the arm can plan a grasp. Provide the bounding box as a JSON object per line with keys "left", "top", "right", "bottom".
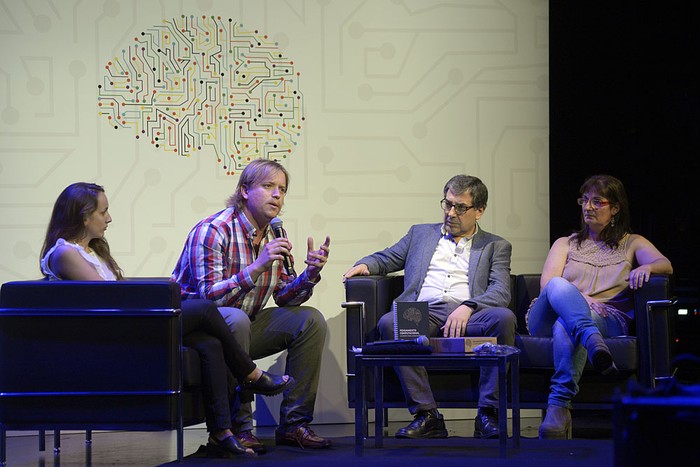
{"left": 354, "top": 348, "right": 520, "bottom": 362}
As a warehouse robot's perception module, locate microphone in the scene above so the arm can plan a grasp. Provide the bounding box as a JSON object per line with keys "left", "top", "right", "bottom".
{"left": 361, "top": 335, "right": 432, "bottom": 355}
{"left": 269, "top": 217, "right": 294, "bottom": 274}
{"left": 366, "top": 335, "right": 430, "bottom": 347}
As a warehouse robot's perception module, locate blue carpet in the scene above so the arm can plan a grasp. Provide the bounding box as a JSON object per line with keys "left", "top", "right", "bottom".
{"left": 159, "top": 436, "right": 614, "bottom": 466}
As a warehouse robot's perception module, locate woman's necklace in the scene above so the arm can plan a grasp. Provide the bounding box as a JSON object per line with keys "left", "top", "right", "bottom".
{"left": 72, "top": 240, "right": 92, "bottom": 254}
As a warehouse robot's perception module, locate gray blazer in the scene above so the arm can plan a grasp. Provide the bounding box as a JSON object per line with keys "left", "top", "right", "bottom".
{"left": 355, "top": 223, "right": 512, "bottom": 312}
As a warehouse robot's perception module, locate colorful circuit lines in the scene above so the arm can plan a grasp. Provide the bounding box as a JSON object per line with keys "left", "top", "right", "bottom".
{"left": 97, "top": 15, "right": 305, "bottom": 175}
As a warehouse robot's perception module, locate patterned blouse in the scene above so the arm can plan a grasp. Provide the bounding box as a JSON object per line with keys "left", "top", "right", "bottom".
{"left": 561, "top": 234, "right": 634, "bottom": 334}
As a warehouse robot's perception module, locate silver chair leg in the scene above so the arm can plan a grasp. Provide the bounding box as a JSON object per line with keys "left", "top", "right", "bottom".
{"left": 53, "top": 429, "right": 61, "bottom": 454}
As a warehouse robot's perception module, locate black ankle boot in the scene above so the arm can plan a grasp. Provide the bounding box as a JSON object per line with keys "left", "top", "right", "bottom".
{"left": 585, "top": 333, "right": 618, "bottom": 375}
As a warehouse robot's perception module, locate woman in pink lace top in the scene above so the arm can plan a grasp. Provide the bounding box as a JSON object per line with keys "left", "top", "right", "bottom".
{"left": 527, "top": 175, "right": 673, "bottom": 439}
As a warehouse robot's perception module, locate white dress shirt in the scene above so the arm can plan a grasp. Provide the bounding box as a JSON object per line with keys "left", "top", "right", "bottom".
{"left": 417, "top": 225, "right": 475, "bottom": 309}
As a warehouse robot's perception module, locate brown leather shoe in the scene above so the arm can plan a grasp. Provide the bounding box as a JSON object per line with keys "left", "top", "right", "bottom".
{"left": 235, "top": 430, "right": 267, "bottom": 454}
{"left": 275, "top": 424, "right": 332, "bottom": 449}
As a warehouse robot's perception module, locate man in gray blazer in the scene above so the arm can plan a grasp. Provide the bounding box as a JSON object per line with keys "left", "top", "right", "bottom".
{"left": 343, "top": 174, "right": 516, "bottom": 439}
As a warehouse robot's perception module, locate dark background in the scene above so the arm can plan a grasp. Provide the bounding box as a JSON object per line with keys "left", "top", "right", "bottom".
{"left": 549, "top": 2, "right": 700, "bottom": 360}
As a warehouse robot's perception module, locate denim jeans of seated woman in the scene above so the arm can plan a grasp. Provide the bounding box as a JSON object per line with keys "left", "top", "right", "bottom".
{"left": 527, "top": 277, "right": 624, "bottom": 408}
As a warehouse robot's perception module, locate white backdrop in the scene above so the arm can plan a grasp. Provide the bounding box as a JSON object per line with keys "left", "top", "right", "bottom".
{"left": 0, "top": 0, "right": 549, "bottom": 425}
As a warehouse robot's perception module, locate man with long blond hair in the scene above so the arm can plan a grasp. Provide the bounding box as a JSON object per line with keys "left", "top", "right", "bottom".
{"left": 172, "top": 159, "right": 332, "bottom": 452}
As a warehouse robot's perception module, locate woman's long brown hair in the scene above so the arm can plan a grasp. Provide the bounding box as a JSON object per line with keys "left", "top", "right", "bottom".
{"left": 41, "top": 182, "right": 123, "bottom": 280}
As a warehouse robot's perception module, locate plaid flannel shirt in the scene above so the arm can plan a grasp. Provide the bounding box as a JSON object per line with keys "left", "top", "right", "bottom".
{"left": 171, "top": 207, "right": 316, "bottom": 315}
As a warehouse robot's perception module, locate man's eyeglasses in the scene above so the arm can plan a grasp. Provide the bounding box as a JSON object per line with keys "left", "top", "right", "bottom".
{"left": 577, "top": 197, "right": 610, "bottom": 209}
{"left": 441, "top": 199, "right": 474, "bottom": 215}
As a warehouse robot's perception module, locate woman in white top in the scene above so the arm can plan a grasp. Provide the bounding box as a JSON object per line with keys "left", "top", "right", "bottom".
{"left": 40, "top": 183, "right": 121, "bottom": 281}
{"left": 40, "top": 182, "right": 292, "bottom": 457}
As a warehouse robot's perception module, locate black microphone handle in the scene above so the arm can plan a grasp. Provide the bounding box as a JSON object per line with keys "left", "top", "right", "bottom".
{"left": 271, "top": 225, "right": 294, "bottom": 274}
{"left": 367, "top": 335, "right": 430, "bottom": 346}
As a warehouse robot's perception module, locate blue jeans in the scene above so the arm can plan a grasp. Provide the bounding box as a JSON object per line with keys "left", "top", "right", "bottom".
{"left": 527, "top": 277, "right": 624, "bottom": 408}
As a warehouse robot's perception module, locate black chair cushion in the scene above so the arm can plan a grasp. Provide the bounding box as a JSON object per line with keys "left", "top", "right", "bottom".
{"left": 516, "top": 334, "right": 638, "bottom": 371}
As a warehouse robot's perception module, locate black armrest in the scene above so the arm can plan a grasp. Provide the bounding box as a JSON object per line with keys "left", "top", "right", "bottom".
{"left": 344, "top": 275, "right": 404, "bottom": 344}
{"left": 634, "top": 274, "right": 674, "bottom": 388}
{"left": 633, "top": 274, "right": 671, "bottom": 320}
{"left": 343, "top": 275, "right": 404, "bottom": 378}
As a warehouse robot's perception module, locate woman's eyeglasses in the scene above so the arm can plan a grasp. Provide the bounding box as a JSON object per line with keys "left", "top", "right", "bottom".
{"left": 577, "top": 197, "right": 610, "bottom": 209}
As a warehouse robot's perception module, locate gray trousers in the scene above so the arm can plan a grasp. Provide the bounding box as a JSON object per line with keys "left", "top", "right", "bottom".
{"left": 377, "top": 305, "right": 516, "bottom": 413}
{"left": 218, "top": 305, "right": 327, "bottom": 432}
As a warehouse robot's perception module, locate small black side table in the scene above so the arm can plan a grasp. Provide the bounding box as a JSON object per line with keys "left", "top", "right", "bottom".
{"left": 354, "top": 349, "right": 520, "bottom": 457}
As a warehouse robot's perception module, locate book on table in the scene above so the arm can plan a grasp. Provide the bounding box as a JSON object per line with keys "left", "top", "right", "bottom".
{"left": 393, "top": 301, "right": 429, "bottom": 340}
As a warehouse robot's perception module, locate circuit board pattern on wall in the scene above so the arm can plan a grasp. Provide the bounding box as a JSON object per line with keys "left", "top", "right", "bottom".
{"left": 97, "top": 15, "right": 304, "bottom": 176}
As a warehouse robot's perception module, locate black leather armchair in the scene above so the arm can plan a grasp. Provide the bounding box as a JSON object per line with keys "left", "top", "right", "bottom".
{"left": 344, "top": 274, "right": 674, "bottom": 410}
{"left": 0, "top": 280, "right": 206, "bottom": 464}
